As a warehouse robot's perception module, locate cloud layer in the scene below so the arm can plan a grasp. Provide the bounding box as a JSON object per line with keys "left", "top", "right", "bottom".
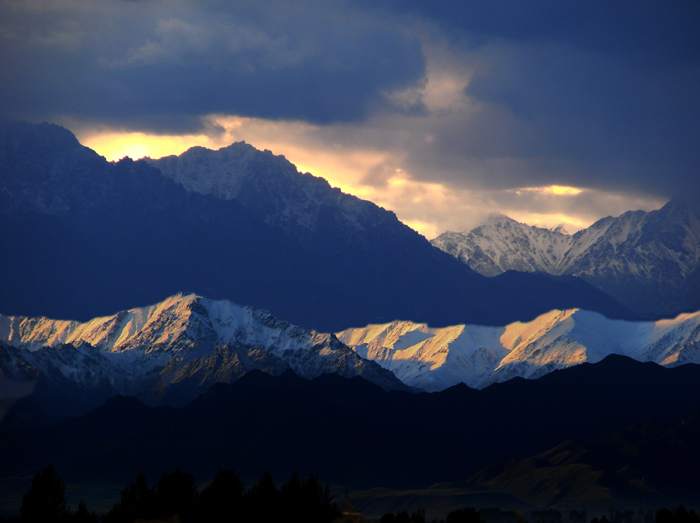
{"left": 3, "top": 0, "right": 698, "bottom": 235}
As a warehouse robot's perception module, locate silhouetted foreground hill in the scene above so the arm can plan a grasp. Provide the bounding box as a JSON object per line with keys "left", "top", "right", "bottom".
{"left": 2, "top": 356, "right": 700, "bottom": 509}
{"left": 468, "top": 412, "right": 700, "bottom": 510}
{"left": 0, "top": 121, "right": 635, "bottom": 331}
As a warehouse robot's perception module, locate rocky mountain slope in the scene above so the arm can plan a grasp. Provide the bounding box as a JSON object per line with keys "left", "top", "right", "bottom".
{"left": 432, "top": 203, "right": 700, "bottom": 317}
{"left": 0, "top": 121, "right": 634, "bottom": 331}
{"left": 337, "top": 308, "right": 700, "bottom": 391}
{"left": 146, "top": 143, "right": 378, "bottom": 239}
{"left": 0, "top": 293, "right": 405, "bottom": 423}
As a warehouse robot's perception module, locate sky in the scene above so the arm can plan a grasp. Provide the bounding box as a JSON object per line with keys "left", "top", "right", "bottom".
{"left": 2, "top": 0, "right": 699, "bottom": 238}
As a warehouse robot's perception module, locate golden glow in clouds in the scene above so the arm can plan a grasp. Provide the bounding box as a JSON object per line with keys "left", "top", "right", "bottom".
{"left": 75, "top": 117, "right": 662, "bottom": 240}
{"left": 515, "top": 185, "right": 584, "bottom": 196}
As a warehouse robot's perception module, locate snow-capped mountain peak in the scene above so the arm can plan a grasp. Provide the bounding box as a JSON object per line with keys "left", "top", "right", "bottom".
{"left": 432, "top": 214, "right": 574, "bottom": 276}
{"left": 337, "top": 308, "right": 700, "bottom": 391}
{"left": 431, "top": 200, "right": 700, "bottom": 316}
{"left": 145, "top": 142, "right": 381, "bottom": 235}
{"left": 0, "top": 292, "right": 324, "bottom": 356}
{"left": 0, "top": 294, "right": 407, "bottom": 413}
{"left": 551, "top": 224, "right": 569, "bottom": 235}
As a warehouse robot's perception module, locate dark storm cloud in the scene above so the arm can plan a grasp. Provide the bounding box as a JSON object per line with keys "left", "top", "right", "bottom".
{"left": 2, "top": 0, "right": 699, "bottom": 209}
{"left": 366, "top": 0, "right": 700, "bottom": 62}
{"left": 0, "top": 0, "right": 424, "bottom": 133}
{"left": 359, "top": 1, "right": 700, "bottom": 200}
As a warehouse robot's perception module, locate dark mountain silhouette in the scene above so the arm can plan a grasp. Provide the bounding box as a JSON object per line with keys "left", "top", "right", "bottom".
{"left": 0, "top": 121, "right": 635, "bottom": 332}
{"left": 469, "top": 411, "right": 700, "bottom": 509}
{"left": 2, "top": 355, "right": 700, "bottom": 510}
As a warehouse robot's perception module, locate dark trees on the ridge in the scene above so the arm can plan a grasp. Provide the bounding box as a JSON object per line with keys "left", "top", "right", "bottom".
{"left": 94, "top": 467, "right": 339, "bottom": 522}
{"left": 447, "top": 508, "right": 484, "bottom": 523}
{"left": 151, "top": 468, "right": 198, "bottom": 521}
{"left": 72, "top": 501, "right": 99, "bottom": 523}
{"left": 102, "top": 472, "right": 152, "bottom": 523}
{"left": 280, "top": 472, "right": 339, "bottom": 523}
{"left": 19, "top": 465, "right": 69, "bottom": 523}
{"left": 104, "top": 468, "right": 198, "bottom": 523}
{"left": 198, "top": 468, "right": 245, "bottom": 521}
{"left": 381, "top": 509, "right": 426, "bottom": 523}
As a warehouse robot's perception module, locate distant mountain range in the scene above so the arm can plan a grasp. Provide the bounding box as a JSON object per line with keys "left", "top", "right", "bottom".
{"left": 0, "top": 120, "right": 633, "bottom": 333}
{"left": 432, "top": 204, "right": 700, "bottom": 317}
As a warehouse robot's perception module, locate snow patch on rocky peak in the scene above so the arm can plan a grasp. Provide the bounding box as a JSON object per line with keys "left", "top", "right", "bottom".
{"left": 0, "top": 293, "right": 318, "bottom": 356}
{"left": 432, "top": 215, "right": 574, "bottom": 276}
{"left": 338, "top": 308, "right": 700, "bottom": 391}
{"left": 0, "top": 293, "right": 409, "bottom": 398}
{"left": 144, "top": 141, "right": 380, "bottom": 235}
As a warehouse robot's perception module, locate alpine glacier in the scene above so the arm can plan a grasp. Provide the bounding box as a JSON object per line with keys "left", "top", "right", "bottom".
{"left": 337, "top": 308, "right": 700, "bottom": 391}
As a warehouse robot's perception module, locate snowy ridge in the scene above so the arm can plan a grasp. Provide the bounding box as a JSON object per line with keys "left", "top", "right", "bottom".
{"left": 337, "top": 309, "right": 700, "bottom": 391}
{"left": 431, "top": 213, "right": 574, "bottom": 277}
{"left": 146, "top": 142, "right": 379, "bottom": 234}
{"left": 0, "top": 293, "right": 406, "bottom": 407}
{"left": 431, "top": 201, "right": 700, "bottom": 316}
{"left": 5, "top": 293, "right": 700, "bottom": 397}
{"left": 0, "top": 293, "right": 311, "bottom": 355}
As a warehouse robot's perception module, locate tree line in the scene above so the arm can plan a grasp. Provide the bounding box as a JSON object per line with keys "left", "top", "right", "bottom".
{"left": 9, "top": 465, "right": 340, "bottom": 522}
{"left": 6, "top": 465, "right": 700, "bottom": 523}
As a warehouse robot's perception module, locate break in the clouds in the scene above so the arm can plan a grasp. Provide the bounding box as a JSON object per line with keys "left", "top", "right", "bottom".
{"left": 2, "top": 0, "right": 698, "bottom": 236}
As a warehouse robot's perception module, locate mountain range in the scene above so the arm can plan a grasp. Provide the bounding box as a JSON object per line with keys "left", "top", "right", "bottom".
{"left": 3, "top": 293, "right": 700, "bottom": 429}
{"left": 0, "top": 120, "right": 634, "bottom": 333}
{"left": 3, "top": 119, "right": 700, "bottom": 514}
{"left": 432, "top": 204, "right": 700, "bottom": 317}
{"left": 338, "top": 308, "right": 700, "bottom": 390}
{"left": 0, "top": 293, "right": 406, "bottom": 426}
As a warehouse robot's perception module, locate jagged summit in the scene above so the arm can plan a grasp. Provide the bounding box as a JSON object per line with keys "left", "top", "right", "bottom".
{"left": 0, "top": 293, "right": 408, "bottom": 419}
{"left": 146, "top": 140, "right": 381, "bottom": 235}
{"left": 147, "top": 141, "right": 301, "bottom": 200}
{"left": 433, "top": 213, "right": 573, "bottom": 276}
{"left": 0, "top": 291, "right": 310, "bottom": 354}
{"left": 482, "top": 212, "right": 512, "bottom": 225}
{"left": 432, "top": 200, "right": 700, "bottom": 316}
{"left": 551, "top": 223, "right": 569, "bottom": 235}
